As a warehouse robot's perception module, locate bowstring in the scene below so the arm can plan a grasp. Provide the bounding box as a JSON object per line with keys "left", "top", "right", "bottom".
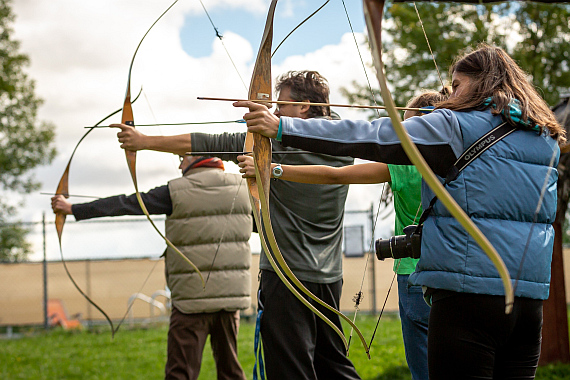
{"left": 368, "top": 260, "right": 399, "bottom": 349}
{"left": 341, "top": 0, "right": 388, "bottom": 354}
{"left": 197, "top": 0, "right": 252, "bottom": 288}
{"left": 120, "top": 120, "right": 244, "bottom": 126}
{"left": 199, "top": 0, "right": 248, "bottom": 92}
{"left": 512, "top": 140, "right": 559, "bottom": 294}
{"left": 346, "top": 187, "right": 386, "bottom": 354}
{"left": 88, "top": 120, "right": 245, "bottom": 128}
{"left": 413, "top": 2, "right": 445, "bottom": 90}
{"left": 366, "top": 3, "right": 446, "bottom": 346}
{"left": 113, "top": 257, "right": 162, "bottom": 334}
{"left": 141, "top": 89, "right": 181, "bottom": 175}
{"left": 170, "top": 1, "right": 251, "bottom": 288}
{"left": 341, "top": 0, "right": 381, "bottom": 118}
{"left": 204, "top": 177, "right": 245, "bottom": 286}
{"left": 368, "top": 199, "right": 423, "bottom": 350}
{"left": 271, "top": 1, "right": 331, "bottom": 58}
{"left": 112, "top": 89, "right": 176, "bottom": 326}
{"left": 114, "top": 84, "right": 176, "bottom": 318}
{"left": 342, "top": 1, "right": 447, "bottom": 351}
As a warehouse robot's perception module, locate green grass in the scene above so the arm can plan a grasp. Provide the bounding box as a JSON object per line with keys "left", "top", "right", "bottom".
{"left": 1, "top": 314, "right": 569, "bottom": 379}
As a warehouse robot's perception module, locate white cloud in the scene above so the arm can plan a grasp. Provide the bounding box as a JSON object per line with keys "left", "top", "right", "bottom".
{"left": 274, "top": 32, "right": 378, "bottom": 120}
{"left": 10, "top": 1, "right": 393, "bottom": 261}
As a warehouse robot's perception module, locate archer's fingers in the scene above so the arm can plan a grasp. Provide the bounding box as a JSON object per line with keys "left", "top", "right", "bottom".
{"left": 233, "top": 100, "right": 270, "bottom": 111}
{"left": 236, "top": 101, "right": 273, "bottom": 122}
{"left": 238, "top": 165, "right": 256, "bottom": 178}
{"left": 112, "top": 124, "right": 134, "bottom": 140}
{"left": 237, "top": 155, "right": 256, "bottom": 178}
{"left": 237, "top": 154, "right": 254, "bottom": 165}
{"left": 109, "top": 123, "right": 133, "bottom": 131}
{"left": 51, "top": 197, "right": 65, "bottom": 213}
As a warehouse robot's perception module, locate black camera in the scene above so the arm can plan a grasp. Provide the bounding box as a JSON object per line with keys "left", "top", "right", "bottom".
{"left": 375, "top": 225, "right": 422, "bottom": 261}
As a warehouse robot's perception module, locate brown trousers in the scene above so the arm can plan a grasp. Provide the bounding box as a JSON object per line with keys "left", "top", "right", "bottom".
{"left": 165, "top": 307, "right": 247, "bottom": 380}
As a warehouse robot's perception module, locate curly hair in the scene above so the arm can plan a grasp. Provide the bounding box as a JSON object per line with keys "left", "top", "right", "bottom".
{"left": 275, "top": 71, "right": 330, "bottom": 118}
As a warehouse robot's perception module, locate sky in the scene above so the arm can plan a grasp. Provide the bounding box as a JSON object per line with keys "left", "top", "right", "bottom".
{"left": 9, "top": 0, "right": 396, "bottom": 261}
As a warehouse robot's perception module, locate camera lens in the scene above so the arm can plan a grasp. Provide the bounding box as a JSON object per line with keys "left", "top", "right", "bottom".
{"left": 375, "top": 225, "right": 422, "bottom": 261}
{"left": 375, "top": 235, "right": 408, "bottom": 260}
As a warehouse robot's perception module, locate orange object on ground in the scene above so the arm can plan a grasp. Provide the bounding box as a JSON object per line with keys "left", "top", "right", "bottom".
{"left": 47, "top": 299, "right": 82, "bottom": 329}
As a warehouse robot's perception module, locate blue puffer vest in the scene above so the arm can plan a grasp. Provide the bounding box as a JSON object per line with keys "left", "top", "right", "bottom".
{"left": 409, "top": 110, "right": 559, "bottom": 300}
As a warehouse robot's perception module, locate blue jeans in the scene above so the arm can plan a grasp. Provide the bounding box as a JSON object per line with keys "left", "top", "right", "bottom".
{"left": 398, "top": 274, "right": 430, "bottom": 380}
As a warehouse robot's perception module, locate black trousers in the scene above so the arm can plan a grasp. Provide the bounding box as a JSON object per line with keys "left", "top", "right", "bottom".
{"left": 259, "top": 269, "right": 361, "bottom": 380}
{"left": 428, "top": 292, "right": 543, "bottom": 380}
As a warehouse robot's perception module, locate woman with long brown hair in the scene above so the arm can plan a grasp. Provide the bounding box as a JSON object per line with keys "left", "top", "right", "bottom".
{"left": 236, "top": 44, "right": 563, "bottom": 379}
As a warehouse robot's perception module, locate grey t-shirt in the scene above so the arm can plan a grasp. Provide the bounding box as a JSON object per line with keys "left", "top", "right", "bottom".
{"left": 191, "top": 131, "right": 353, "bottom": 284}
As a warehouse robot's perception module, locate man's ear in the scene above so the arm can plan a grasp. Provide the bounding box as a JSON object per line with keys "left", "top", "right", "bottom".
{"left": 299, "top": 100, "right": 311, "bottom": 117}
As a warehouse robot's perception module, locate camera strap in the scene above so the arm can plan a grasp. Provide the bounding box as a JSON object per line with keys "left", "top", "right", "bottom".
{"left": 417, "top": 121, "right": 516, "bottom": 227}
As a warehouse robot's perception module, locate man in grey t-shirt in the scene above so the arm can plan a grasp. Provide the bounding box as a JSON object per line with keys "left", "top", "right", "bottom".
{"left": 114, "top": 71, "right": 359, "bottom": 380}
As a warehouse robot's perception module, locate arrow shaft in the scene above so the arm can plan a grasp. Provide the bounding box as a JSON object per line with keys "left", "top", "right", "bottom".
{"left": 198, "top": 96, "right": 432, "bottom": 112}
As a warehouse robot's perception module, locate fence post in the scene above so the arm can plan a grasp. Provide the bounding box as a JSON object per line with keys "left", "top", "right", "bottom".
{"left": 369, "top": 203, "right": 376, "bottom": 314}
{"left": 42, "top": 211, "right": 49, "bottom": 330}
{"left": 86, "top": 259, "right": 92, "bottom": 327}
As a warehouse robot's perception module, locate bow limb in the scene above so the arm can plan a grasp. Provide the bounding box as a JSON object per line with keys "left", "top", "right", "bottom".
{"left": 121, "top": 0, "right": 204, "bottom": 288}
{"left": 54, "top": 91, "right": 143, "bottom": 336}
{"left": 55, "top": 88, "right": 142, "bottom": 241}
{"left": 247, "top": 0, "right": 370, "bottom": 356}
{"left": 363, "top": 0, "right": 514, "bottom": 313}
{"left": 55, "top": 157, "right": 114, "bottom": 334}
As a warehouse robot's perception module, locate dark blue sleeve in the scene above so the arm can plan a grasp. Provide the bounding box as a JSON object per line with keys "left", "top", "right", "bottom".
{"left": 72, "top": 185, "right": 172, "bottom": 220}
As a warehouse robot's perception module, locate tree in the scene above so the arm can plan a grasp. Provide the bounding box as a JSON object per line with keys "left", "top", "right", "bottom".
{"left": 506, "top": 2, "right": 570, "bottom": 105}
{"left": 342, "top": 1, "right": 570, "bottom": 220}
{"left": 343, "top": 2, "right": 495, "bottom": 119}
{"left": 342, "top": 2, "right": 570, "bottom": 118}
{"left": 0, "top": 0, "right": 56, "bottom": 262}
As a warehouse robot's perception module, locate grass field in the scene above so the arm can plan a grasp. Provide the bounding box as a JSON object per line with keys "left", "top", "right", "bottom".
{"left": 1, "top": 314, "right": 569, "bottom": 379}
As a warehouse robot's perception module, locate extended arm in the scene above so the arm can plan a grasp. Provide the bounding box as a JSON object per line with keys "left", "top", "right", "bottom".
{"left": 234, "top": 101, "right": 462, "bottom": 177}
{"left": 112, "top": 123, "right": 246, "bottom": 164}
{"left": 237, "top": 155, "right": 390, "bottom": 184}
{"left": 51, "top": 185, "right": 172, "bottom": 221}
{"left": 112, "top": 123, "right": 192, "bottom": 156}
